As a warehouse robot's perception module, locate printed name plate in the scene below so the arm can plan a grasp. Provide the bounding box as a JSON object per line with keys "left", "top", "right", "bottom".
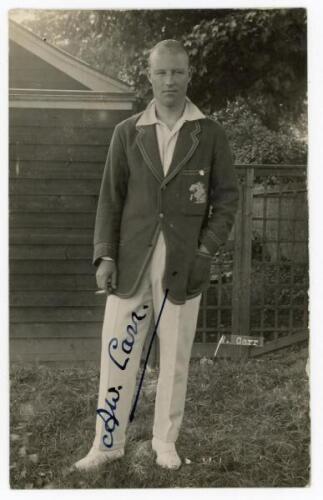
{"left": 222, "top": 335, "right": 264, "bottom": 347}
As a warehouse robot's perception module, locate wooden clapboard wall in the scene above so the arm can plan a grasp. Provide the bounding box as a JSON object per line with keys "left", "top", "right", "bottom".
{"left": 9, "top": 107, "right": 132, "bottom": 364}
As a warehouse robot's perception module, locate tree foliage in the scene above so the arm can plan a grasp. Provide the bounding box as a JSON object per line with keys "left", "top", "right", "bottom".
{"left": 185, "top": 9, "right": 307, "bottom": 129}
{"left": 12, "top": 9, "right": 307, "bottom": 163}
{"left": 17, "top": 8, "right": 306, "bottom": 129}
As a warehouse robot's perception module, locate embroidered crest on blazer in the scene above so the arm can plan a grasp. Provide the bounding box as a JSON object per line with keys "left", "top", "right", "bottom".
{"left": 93, "top": 112, "right": 239, "bottom": 304}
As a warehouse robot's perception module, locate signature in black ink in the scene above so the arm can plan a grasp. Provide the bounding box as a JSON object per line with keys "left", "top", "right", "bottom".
{"left": 129, "top": 288, "right": 169, "bottom": 422}
{"left": 96, "top": 288, "right": 169, "bottom": 449}
{"left": 96, "top": 386, "right": 122, "bottom": 449}
{"left": 96, "top": 304, "right": 149, "bottom": 449}
{"left": 108, "top": 306, "right": 149, "bottom": 370}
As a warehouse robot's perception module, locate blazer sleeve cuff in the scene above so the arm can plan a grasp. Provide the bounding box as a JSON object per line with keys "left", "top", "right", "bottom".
{"left": 93, "top": 242, "right": 117, "bottom": 266}
{"left": 199, "top": 229, "right": 222, "bottom": 256}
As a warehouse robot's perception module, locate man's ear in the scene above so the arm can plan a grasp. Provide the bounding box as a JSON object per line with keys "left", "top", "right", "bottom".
{"left": 147, "top": 67, "right": 152, "bottom": 84}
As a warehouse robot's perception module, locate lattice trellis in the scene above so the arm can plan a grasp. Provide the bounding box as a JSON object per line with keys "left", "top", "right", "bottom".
{"left": 194, "top": 164, "right": 308, "bottom": 358}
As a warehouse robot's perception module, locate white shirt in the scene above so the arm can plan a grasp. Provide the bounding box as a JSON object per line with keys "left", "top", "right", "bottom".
{"left": 101, "top": 97, "right": 205, "bottom": 262}
{"left": 136, "top": 97, "right": 205, "bottom": 175}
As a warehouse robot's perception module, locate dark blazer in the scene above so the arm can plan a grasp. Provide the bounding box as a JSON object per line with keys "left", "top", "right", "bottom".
{"left": 93, "top": 111, "right": 239, "bottom": 304}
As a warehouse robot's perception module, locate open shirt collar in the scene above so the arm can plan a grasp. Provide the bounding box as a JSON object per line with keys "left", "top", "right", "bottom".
{"left": 136, "top": 96, "right": 205, "bottom": 127}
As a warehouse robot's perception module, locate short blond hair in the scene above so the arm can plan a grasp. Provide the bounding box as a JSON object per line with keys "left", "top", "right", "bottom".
{"left": 148, "top": 39, "right": 189, "bottom": 67}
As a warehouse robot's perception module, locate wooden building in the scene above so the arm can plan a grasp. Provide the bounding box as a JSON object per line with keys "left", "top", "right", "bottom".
{"left": 9, "top": 20, "right": 135, "bottom": 364}
{"left": 9, "top": 21, "right": 309, "bottom": 364}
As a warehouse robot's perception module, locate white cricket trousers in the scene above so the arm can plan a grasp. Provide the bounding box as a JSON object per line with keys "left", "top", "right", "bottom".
{"left": 92, "top": 231, "right": 201, "bottom": 451}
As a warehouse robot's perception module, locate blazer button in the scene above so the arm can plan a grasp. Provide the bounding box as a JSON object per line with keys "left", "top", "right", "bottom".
{"left": 159, "top": 212, "right": 164, "bottom": 219}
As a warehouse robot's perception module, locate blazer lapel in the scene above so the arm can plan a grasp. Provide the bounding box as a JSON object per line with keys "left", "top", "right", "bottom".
{"left": 162, "top": 121, "right": 202, "bottom": 187}
{"left": 136, "top": 125, "right": 164, "bottom": 183}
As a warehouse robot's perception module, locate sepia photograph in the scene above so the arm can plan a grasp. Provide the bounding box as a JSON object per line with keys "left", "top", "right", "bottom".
{"left": 7, "top": 4, "right": 311, "bottom": 491}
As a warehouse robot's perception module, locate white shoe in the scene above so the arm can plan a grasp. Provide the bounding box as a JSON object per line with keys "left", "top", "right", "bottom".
{"left": 152, "top": 437, "right": 181, "bottom": 470}
{"left": 71, "top": 446, "right": 124, "bottom": 472}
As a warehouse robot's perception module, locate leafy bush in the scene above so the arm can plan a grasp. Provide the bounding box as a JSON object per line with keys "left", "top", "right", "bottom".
{"left": 214, "top": 98, "right": 307, "bottom": 164}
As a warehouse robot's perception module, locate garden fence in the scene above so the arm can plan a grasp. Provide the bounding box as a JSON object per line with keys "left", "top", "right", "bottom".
{"left": 192, "top": 164, "right": 308, "bottom": 359}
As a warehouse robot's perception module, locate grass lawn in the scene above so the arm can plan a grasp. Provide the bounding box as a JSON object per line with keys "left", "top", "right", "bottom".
{"left": 9, "top": 343, "right": 310, "bottom": 489}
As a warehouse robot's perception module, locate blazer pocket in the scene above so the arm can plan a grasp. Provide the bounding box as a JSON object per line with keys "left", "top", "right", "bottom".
{"left": 181, "top": 170, "right": 209, "bottom": 215}
{"left": 187, "top": 251, "right": 212, "bottom": 294}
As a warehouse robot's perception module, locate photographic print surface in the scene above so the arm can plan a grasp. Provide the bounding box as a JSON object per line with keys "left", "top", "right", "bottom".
{"left": 9, "top": 8, "right": 309, "bottom": 489}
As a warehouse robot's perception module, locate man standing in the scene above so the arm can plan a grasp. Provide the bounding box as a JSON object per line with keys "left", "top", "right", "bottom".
{"left": 73, "top": 40, "right": 239, "bottom": 471}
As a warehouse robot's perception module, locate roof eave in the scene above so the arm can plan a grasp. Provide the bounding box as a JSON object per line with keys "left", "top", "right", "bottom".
{"left": 9, "top": 19, "right": 134, "bottom": 94}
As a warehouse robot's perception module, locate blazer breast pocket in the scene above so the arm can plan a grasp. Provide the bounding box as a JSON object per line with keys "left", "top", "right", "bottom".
{"left": 181, "top": 168, "right": 209, "bottom": 215}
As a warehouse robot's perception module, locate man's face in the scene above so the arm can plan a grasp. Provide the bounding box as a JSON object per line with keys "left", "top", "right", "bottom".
{"left": 148, "top": 49, "right": 191, "bottom": 108}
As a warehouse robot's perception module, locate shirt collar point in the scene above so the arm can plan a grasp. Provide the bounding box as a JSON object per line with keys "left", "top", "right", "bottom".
{"left": 136, "top": 97, "right": 205, "bottom": 127}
